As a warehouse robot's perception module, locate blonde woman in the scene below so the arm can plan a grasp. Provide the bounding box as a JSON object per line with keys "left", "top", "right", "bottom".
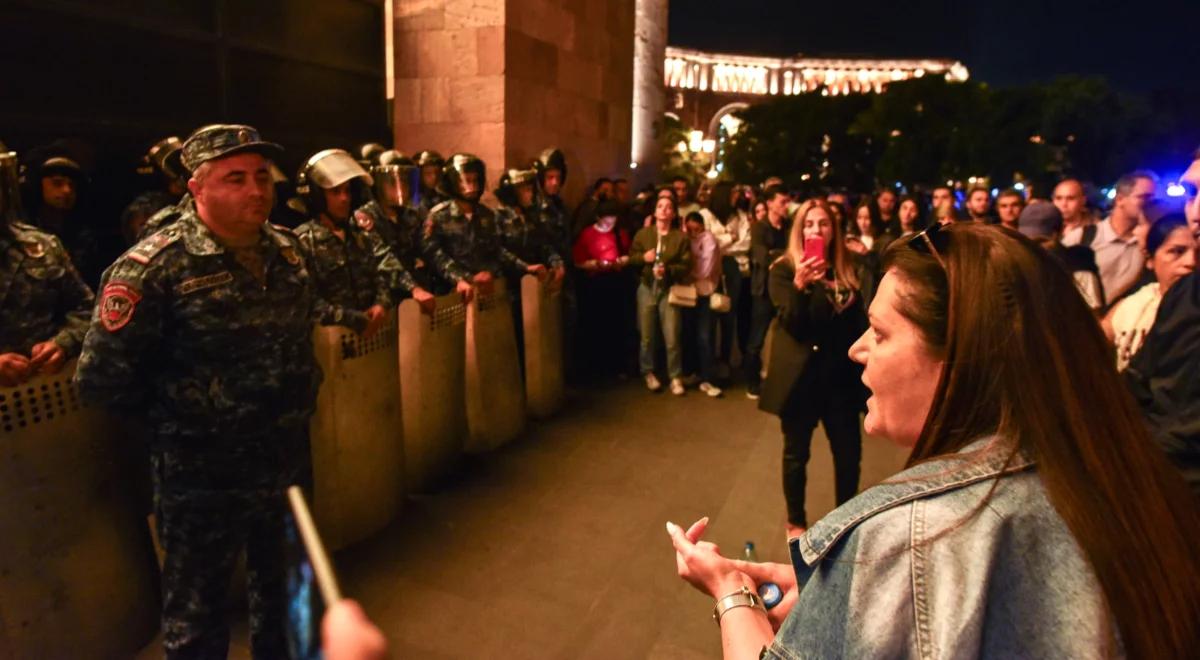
{"left": 758, "top": 199, "right": 871, "bottom": 535}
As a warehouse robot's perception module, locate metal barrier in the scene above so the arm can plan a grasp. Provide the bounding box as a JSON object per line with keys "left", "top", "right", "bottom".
{"left": 0, "top": 363, "right": 159, "bottom": 658}
{"left": 310, "top": 312, "right": 404, "bottom": 550}
{"left": 398, "top": 293, "right": 467, "bottom": 490}
{"left": 521, "top": 274, "right": 565, "bottom": 418}
{"left": 465, "top": 279, "right": 526, "bottom": 453}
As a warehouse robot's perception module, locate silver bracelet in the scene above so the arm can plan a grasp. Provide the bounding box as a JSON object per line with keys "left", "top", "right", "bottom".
{"left": 712, "top": 585, "right": 765, "bottom": 625}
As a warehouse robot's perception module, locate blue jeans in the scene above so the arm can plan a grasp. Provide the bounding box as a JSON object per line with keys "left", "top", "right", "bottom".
{"left": 683, "top": 295, "right": 717, "bottom": 382}
{"left": 637, "top": 282, "right": 682, "bottom": 378}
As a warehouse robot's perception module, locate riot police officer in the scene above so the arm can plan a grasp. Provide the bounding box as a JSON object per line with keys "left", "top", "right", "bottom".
{"left": 495, "top": 167, "right": 565, "bottom": 278}
{"left": 422, "top": 154, "right": 545, "bottom": 302}
{"left": 415, "top": 149, "right": 447, "bottom": 217}
{"left": 21, "top": 146, "right": 105, "bottom": 287}
{"left": 356, "top": 150, "right": 436, "bottom": 308}
{"left": 75, "top": 124, "right": 321, "bottom": 659}
{"left": 293, "top": 149, "right": 410, "bottom": 336}
{"left": 123, "top": 136, "right": 188, "bottom": 244}
{"left": 1, "top": 146, "right": 94, "bottom": 386}
{"left": 532, "top": 147, "right": 570, "bottom": 256}
{"left": 356, "top": 142, "right": 386, "bottom": 169}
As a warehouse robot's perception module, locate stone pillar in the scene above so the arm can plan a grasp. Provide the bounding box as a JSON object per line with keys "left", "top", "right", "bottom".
{"left": 631, "top": 0, "right": 668, "bottom": 189}
{"left": 389, "top": 0, "right": 641, "bottom": 207}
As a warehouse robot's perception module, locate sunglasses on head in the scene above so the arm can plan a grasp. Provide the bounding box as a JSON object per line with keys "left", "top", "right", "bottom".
{"left": 907, "top": 220, "right": 949, "bottom": 269}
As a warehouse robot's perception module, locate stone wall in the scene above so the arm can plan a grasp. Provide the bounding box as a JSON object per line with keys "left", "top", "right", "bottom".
{"left": 390, "top": 0, "right": 648, "bottom": 207}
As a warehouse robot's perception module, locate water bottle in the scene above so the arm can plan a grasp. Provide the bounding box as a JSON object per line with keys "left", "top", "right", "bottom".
{"left": 743, "top": 541, "right": 783, "bottom": 610}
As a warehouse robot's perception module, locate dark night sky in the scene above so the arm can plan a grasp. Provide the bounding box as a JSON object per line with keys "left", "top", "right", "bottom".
{"left": 669, "top": 0, "right": 1200, "bottom": 91}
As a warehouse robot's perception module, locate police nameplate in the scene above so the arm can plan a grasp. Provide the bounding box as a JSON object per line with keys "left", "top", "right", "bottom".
{"left": 174, "top": 271, "right": 234, "bottom": 296}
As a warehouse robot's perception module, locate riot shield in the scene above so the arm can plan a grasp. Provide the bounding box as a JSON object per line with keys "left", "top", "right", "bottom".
{"left": 398, "top": 293, "right": 467, "bottom": 490}
{"left": 0, "top": 362, "right": 159, "bottom": 658}
{"left": 309, "top": 312, "right": 404, "bottom": 550}
{"left": 465, "top": 279, "right": 526, "bottom": 452}
{"left": 520, "top": 274, "right": 565, "bottom": 418}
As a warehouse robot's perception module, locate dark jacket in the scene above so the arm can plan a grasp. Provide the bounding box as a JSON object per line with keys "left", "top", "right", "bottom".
{"left": 758, "top": 258, "right": 869, "bottom": 417}
{"left": 750, "top": 219, "right": 790, "bottom": 297}
{"left": 1125, "top": 270, "right": 1200, "bottom": 495}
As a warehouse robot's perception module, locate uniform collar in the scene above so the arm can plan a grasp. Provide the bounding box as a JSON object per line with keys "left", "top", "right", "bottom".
{"left": 178, "top": 209, "right": 280, "bottom": 256}
{"left": 796, "top": 436, "right": 1034, "bottom": 565}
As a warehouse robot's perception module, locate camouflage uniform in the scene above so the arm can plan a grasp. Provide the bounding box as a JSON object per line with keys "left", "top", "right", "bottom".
{"left": 355, "top": 200, "right": 432, "bottom": 293}
{"left": 537, "top": 194, "right": 571, "bottom": 258}
{"left": 138, "top": 192, "right": 192, "bottom": 240}
{"left": 495, "top": 204, "right": 563, "bottom": 274}
{"left": 74, "top": 124, "right": 315, "bottom": 660}
{"left": 422, "top": 199, "right": 530, "bottom": 289}
{"left": 0, "top": 221, "right": 94, "bottom": 355}
{"left": 416, "top": 188, "right": 446, "bottom": 219}
{"left": 293, "top": 215, "right": 409, "bottom": 330}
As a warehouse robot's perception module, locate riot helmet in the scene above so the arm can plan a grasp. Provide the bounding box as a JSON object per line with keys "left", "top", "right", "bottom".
{"left": 439, "top": 153, "right": 486, "bottom": 203}
{"left": 138, "top": 136, "right": 188, "bottom": 194}
{"left": 296, "top": 149, "right": 372, "bottom": 219}
{"left": 357, "top": 142, "right": 387, "bottom": 168}
{"left": 533, "top": 148, "right": 567, "bottom": 196}
{"left": 370, "top": 150, "right": 419, "bottom": 209}
{"left": 495, "top": 168, "right": 538, "bottom": 208}
{"left": 22, "top": 147, "right": 86, "bottom": 216}
{"left": 416, "top": 150, "right": 445, "bottom": 193}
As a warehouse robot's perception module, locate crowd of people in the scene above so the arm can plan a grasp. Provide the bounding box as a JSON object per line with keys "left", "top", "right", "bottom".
{"left": 4, "top": 121, "right": 1200, "bottom": 658}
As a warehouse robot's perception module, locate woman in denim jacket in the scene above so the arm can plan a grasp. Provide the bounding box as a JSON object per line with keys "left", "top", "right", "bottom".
{"left": 668, "top": 223, "right": 1200, "bottom": 658}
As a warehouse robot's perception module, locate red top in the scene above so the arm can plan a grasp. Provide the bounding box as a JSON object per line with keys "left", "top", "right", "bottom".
{"left": 573, "top": 225, "right": 631, "bottom": 273}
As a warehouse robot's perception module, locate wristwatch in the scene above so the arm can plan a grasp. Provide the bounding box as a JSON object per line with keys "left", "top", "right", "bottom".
{"left": 712, "top": 585, "right": 765, "bottom": 625}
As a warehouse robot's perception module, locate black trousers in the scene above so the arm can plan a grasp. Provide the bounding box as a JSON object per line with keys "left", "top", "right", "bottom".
{"left": 718, "top": 257, "right": 751, "bottom": 363}
{"left": 744, "top": 294, "right": 775, "bottom": 388}
{"left": 779, "top": 395, "right": 863, "bottom": 527}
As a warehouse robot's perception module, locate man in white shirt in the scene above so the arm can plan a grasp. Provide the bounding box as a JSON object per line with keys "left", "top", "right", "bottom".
{"left": 1089, "top": 171, "right": 1156, "bottom": 303}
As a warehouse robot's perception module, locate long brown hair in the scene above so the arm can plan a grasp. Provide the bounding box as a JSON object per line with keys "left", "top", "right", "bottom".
{"left": 786, "top": 198, "right": 860, "bottom": 290}
{"left": 884, "top": 223, "right": 1200, "bottom": 658}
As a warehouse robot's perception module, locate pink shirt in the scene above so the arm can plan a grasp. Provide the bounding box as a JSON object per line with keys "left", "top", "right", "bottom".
{"left": 689, "top": 230, "right": 722, "bottom": 295}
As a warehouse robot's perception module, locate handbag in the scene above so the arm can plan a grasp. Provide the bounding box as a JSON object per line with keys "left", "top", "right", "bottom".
{"left": 709, "top": 276, "right": 732, "bottom": 313}
{"left": 668, "top": 284, "right": 697, "bottom": 307}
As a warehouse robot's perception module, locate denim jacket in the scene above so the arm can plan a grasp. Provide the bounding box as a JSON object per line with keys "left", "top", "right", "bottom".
{"left": 763, "top": 438, "right": 1123, "bottom": 659}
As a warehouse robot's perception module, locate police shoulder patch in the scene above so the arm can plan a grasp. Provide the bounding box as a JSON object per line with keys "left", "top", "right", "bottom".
{"left": 127, "top": 230, "right": 180, "bottom": 265}
{"left": 354, "top": 210, "right": 374, "bottom": 231}
{"left": 99, "top": 282, "right": 142, "bottom": 332}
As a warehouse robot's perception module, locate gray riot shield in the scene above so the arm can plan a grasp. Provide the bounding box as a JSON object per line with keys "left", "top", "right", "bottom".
{"left": 309, "top": 312, "right": 404, "bottom": 550}
{"left": 465, "top": 279, "right": 526, "bottom": 452}
{"left": 0, "top": 362, "right": 158, "bottom": 658}
{"left": 520, "top": 274, "right": 565, "bottom": 418}
{"left": 398, "top": 292, "right": 467, "bottom": 490}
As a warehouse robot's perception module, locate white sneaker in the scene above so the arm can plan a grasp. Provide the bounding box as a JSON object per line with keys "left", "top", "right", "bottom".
{"left": 699, "top": 382, "right": 723, "bottom": 398}
{"left": 670, "top": 378, "right": 686, "bottom": 396}
{"left": 644, "top": 373, "right": 662, "bottom": 392}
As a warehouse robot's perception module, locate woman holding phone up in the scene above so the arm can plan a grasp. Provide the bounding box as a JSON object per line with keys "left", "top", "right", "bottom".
{"left": 759, "top": 199, "right": 870, "bottom": 537}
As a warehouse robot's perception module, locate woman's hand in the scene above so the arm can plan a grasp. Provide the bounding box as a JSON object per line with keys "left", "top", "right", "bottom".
{"left": 729, "top": 559, "right": 799, "bottom": 633}
{"left": 667, "top": 517, "right": 751, "bottom": 598}
{"left": 792, "top": 256, "right": 825, "bottom": 290}
{"left": 845, "top": 236, "right": 868, "bottom": 255}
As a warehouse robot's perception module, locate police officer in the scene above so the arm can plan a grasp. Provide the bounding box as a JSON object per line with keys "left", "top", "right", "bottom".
{"left": 356, "top": 142, "right": 386, "bottom": 169}
{"left": 75, "top": 124, "right": 321, "bottom": 659}
{"left": 1, "top": 147, "right": 94, "bottom": 386}
{"left": 422, "top": 154, "right": 545, "bottom": 302}
{"left": 415, "top": 149, "right": 447, "bottom": 217}
{"left": 356, "top": 150, "right": 436, "bottom": 308}
{"left": 532, "top": 147, "right": 570, "bottom": 256}
{"left": 495, "top": 167, "right": 565, "bottom": 278}
{"left": 123, "top": 136, "right": 188, "bottom": 244}
{"left": 293, "top": 148, "right": 411, "bottom": 336}
{"left": 21, "top": 146, "right": 104, "bottom": 287}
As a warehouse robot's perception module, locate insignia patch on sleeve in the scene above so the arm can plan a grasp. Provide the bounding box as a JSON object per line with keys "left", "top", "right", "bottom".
{"left": 354, "top": 210, "right": 374, "bottom": 231}
{"left": 99, "top": 282, "right": 142, "bottom": 332}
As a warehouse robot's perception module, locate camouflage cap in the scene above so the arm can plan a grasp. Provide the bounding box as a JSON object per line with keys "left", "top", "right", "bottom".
{"left": 181, "top": 124, "right": 283, "bottom": 172}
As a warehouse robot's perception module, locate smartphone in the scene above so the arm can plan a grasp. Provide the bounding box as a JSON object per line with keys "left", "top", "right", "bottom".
{"left": 284, "top": 486, "right": 342, "bottom": 660}
{"left": 803, "top": 235, "right": 826, "bottom": 262}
